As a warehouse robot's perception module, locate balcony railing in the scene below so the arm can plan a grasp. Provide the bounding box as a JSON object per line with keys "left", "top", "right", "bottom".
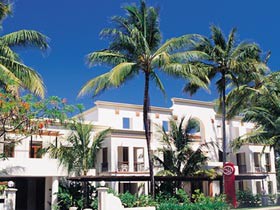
{"left": 134, "top": 162, "right": 145, "bottom": 172}
{"left": 101, "top": 162, "right": 108, "bottom": 172}
{"left": 118, "top": 161, "right": 129, "bottom": 172}
{"left": 255, "top": 166, "right": 262, "bottom": 173}
{"left": 238, "top": 165, "right": 247, "bottom": 174}
{"left": 265, "top": 164, "right": 271, "bottom": 172}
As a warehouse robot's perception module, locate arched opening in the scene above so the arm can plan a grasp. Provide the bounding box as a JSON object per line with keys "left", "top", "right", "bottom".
{"left": 187, "top": 118, "right": 205, "bottom": 141}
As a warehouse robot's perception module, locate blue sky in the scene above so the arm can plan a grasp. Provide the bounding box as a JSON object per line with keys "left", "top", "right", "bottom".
{"left": 5, "top": 0, "right": 280, "bottom": 109}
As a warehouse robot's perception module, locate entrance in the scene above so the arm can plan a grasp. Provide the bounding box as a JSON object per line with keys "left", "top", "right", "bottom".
{"left": 1, "top": 177, "right": 45, "bottom": 210}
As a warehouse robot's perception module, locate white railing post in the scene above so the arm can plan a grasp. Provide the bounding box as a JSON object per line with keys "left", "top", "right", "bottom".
{"left": 4, "top": 186, "right": 17, "bottom": 210}
{"left": 97, "top": 186, "right": 108, "bottom": 210}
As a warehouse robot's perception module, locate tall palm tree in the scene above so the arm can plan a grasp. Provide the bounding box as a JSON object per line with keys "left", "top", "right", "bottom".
{"left": 46, "top": 122, "right": 110, "bottom": 176}
{"left": 154, "top": 117, "right": 208, "bottom": 193}
{"left": 0, "top": 1, "right": 49, "bottom": 97}
{"left": 79, "top": 0, "right": 208, "bottom": 197}
{"left": 184, "top": 26, "right": 268, "bottom": 184}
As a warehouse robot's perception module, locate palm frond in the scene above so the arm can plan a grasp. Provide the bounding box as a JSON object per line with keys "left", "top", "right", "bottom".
{"left": 150, "top": 71, "right": 165, "bottom": 96}
{"left": 0, "top": 56, "right": 45, "bottom": 97}
{"left": 155, "top": 34, "right": 204, "bottom": 55}
{"left": 210, "top": 25, "right": 226, "bottom": 50}
{"left": 2, "top": 30, "right": 49, "bottom": 50}
{"left": 86, "top": 50, "right": 128, "bottom": 67}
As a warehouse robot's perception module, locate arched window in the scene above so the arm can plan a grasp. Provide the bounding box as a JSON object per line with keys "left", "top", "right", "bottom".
{"left": 187, "top": 118, "right": 205, "bottom": 141}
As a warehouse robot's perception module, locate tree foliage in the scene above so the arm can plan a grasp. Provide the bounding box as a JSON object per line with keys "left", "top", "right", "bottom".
{"left": 0, "top": 90, "right": 79, "bottom": 158}
{"left": 0, "top": 0, "right": 49, "bottom": 97}
{"left": 79, "top": 0, "right": 208, "bottom": 197}
{"left": 154, "top": 117, "right": 210, "bottom": 194}
{"left": 46, "top": 120, "right": 110, "bottom": 176}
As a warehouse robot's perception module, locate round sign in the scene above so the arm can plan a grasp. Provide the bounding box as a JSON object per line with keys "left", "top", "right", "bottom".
{"left": 223, "top": 165, "right": 235, "bottom": 176}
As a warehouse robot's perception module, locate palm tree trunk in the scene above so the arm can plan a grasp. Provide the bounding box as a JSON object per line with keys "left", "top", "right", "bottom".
{"left": 82, "top": 171, "right": 89, "bottom": 208}
{"left": 143, "top": 72, "right": 155, "bottom": 198}
{"left": 221, "top": 70, "right": 227, "bottom": 193}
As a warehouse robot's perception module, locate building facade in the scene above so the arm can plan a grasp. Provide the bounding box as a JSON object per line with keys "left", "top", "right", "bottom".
{"left": 0, "top": 98, "right": 277, "bottom": 209}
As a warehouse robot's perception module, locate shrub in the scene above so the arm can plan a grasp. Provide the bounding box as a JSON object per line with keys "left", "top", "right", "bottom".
{"left": 118, "top": 192, "right": 156, "bottom": 207}
{"left": 119, "top": 192, "right": 137, "bottom": 207}
{"left": 157, "top": 190, "right": 229, "bottom": 210}
{"left": 237, "top": 190, "right": 261, "bottom": 207}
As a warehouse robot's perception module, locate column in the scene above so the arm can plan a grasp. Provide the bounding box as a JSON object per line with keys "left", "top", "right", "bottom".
{"left": 97, "top": 187, "right": 108, "bottom": 210}
{"left": 44, "top": 177, "right": 52, "bottom": 210}
{"left": 51, "top": 177, "right": 59, "bottom": 208}
{"left": 129, "top": 147, "right": 134, "bottom": 172}
{"left": 4, "top": 188, "right": 17, "bottom": 210}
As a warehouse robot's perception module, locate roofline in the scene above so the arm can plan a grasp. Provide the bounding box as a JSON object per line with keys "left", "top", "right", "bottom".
{"left": 171, "top": 98, "right": 214, "bottom": 107}
{"left": 95, "top": 100, "right": 172, "bottom": 114}
{"left": 73, "top": 106, "right": 97, "bottom": 119}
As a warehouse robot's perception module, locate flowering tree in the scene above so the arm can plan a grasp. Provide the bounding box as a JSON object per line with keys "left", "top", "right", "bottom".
{"left": 0, "top": 90, "right": 82, "bottom": 158}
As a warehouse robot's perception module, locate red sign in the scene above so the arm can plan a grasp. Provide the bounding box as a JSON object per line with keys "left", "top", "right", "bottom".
{"left": 224, "top": 162, "right": 237, "bottom": 208}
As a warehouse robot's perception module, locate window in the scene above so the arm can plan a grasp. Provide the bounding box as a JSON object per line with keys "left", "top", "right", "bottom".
{"left": 265, "top": 153, "right": 271, "bottom": 172}
{"left": 30, "top": 142, "right": 43, "bottom": 158}
{"left": 4, "top": 143, "right": 15, "bottom": 158}
{"left": 238, "top": 181, "right": 248, "bottom": 191}
{"left": 236, "top": 153, "right": 247, "bottom": 173}
{"left": 122, "top": 117, "right": 131, "bottom": 129}
{"left": 254, "top": 153, "right": 261, "bottom": 172}
{"left": 256, "top": 181, "right": 262, "bottom": 194}
{"left": 162, "top": 121, "right": 169, "bottom": 131}
{"left": 268, "top": 181, "right": 273, "bottom": 194}
{"left": 102, "top": 148, "right": 108, "bottom": 172}
{"left": 188, "top": 119, "right": 201, "bottom": 141}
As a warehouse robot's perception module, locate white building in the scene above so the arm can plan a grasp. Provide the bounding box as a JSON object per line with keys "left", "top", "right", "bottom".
{"left": 0, "top": 98, "right": 277, "bottom": 210}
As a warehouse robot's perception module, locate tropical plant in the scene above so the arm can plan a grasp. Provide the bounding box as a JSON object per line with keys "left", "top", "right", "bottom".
{"left": 46, "top": 121, "right": 109, "bottom": 208}
{"left": 79, "top": 0, "right": 208, "bottom": 197}
{"left": 154, "top": 117, "right": 208, "bottom": 193}
{"left": 55, "top": 178, "right": 97, "bottom": 210}
{"left": 183, "top": 25, "right": 268, "bottom": 169}
{"left": 231, "top": 72, "right": 280, "bottom": 151}
{"left": 0, "top": 0, "right": 49, "bottom": 97}
{"left": 46, "top": 121, "right": 110, "bottom": 176}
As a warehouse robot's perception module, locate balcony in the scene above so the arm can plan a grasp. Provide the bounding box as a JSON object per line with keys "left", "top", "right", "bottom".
{"left": 238, "top": 165, "right": 247, "bottom": 174}
{"left": 255, "top": 166, "right": 262, "bottom": 173}
{"left": 265, "top": 164, "right": 271, "bottom": 172}
{"left": 101, "top": 162, "right": 108, "bottom": 172}
{"left": 134, "top": 162, "right": 145, "bottom": 172}
{"left": 118, "top": 161, "right": 129, "bottom": 172}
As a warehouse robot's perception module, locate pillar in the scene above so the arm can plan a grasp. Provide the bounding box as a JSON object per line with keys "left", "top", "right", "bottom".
{"left": 4, "top": 188, "right": 17, "bottom": 210}
{"left": 129, "top": 147, "right": 134, "bottom": 172}
{"left": 51, "top": 177, "right": 59, "bottom": 208}
{"left": 97, "top": 187, "right": 108, "bottom": 210}
{"left": 44, "top": 177, "right": 52, "bottom": 210}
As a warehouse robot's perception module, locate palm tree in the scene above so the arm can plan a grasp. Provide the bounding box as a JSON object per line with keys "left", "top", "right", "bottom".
{"left": 232, "top": 72, "right": 280, "bottom": 153}
{"left": 154, "top": 117, "right": 208, "bottom": 194}
{"left": 46, "top": 122, "right": 110, "bottom": 176}
{"left": 46, "top": 121, "right": 110, "bottom": 208}
{"left": 78, "top": 0, "right": 208, "bottom": 197}
{"left": 0, "top": 1, "right": 49, "bottom": 97}
{"left": 184, "top": 26, "right": 268, "bottom": 189}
